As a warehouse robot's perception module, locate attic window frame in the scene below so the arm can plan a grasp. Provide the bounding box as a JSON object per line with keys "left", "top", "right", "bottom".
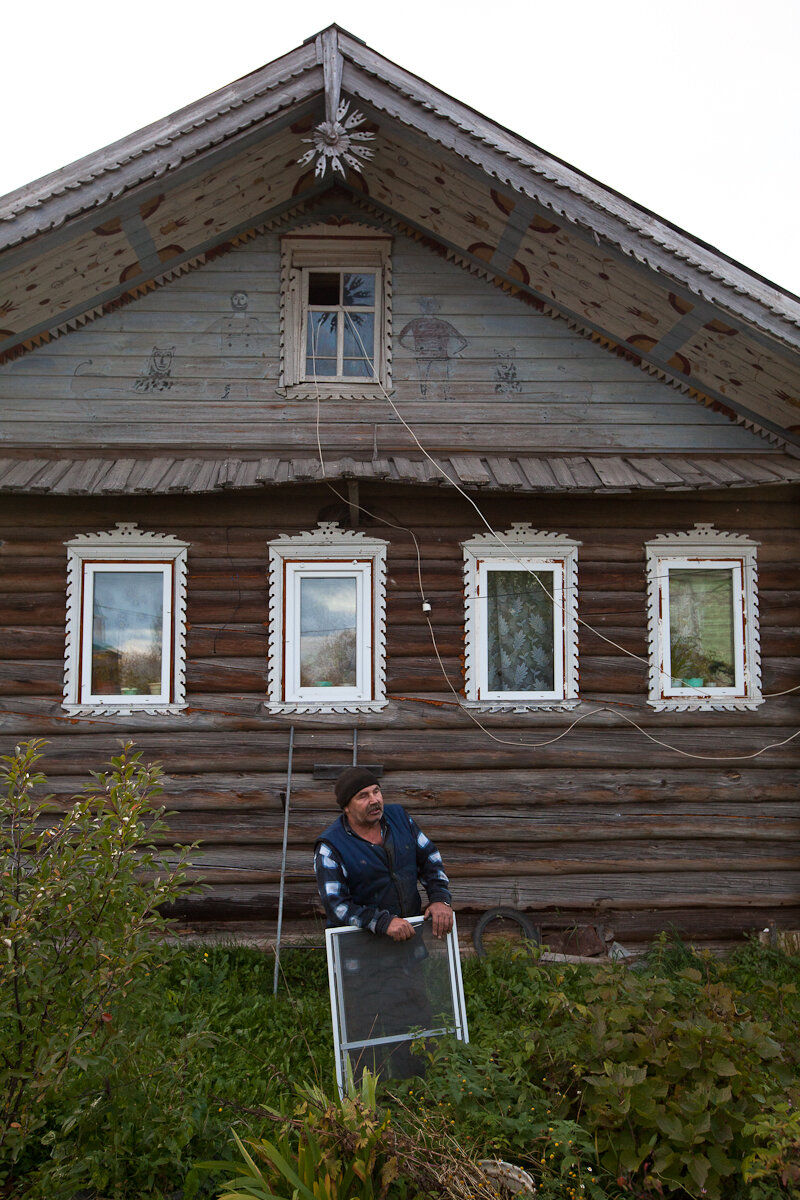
{"left": 462, "top": 525, "right": 580, "bottom": 712}
{"left": 63, "top": 522, "right": 188, "bottom": 717}
{"left": 279, "top": 230, "right": 392, "bottom": 398}
{"left": 266, "top": 523, "right": 388, "bottom": 714}
{"left": 645, "top": 524, "right": 762, "bottom": 712}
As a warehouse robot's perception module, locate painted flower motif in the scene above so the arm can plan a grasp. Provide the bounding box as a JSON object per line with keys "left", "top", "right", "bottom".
{"left": 298, "top": 100, "right": 375, "bottom": 179}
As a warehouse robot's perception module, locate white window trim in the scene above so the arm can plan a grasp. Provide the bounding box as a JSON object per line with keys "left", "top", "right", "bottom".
{"left": 645, "top": 523, "right": 762, "bottom": 711}
{"left": 279, "top": 224, "right": 392, "bottom": 398}
{"left": 267, "top": 522, "right": 388, "bottom": 713}
{"left": 462, "top": 524, "right": 580, "bottom": 712}
{"left": 64, "top": 522, "right": 188, "bottom": 716}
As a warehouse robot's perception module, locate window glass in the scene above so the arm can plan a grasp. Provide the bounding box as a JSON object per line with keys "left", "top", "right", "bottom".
{"left": 343, "top": 272, "right": 375, "bottom": 306}
{"left": 486, "top": 568, "right": 555, "bottom": 692}
{"left": 304, "top": 269, "right": 377, "bottom": 380}
{"left": 299, "top": 575, "right": 357, "bottom": 688}
{"left": 90, "top": 570, "right": 165, "bottom": 696}
{"left": 667, "top": 567, "right": 736, "bottom": 688}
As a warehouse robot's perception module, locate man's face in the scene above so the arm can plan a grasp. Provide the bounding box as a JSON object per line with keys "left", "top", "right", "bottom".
{"left": 344, "top": 783, "right": 383, "bottom": 828}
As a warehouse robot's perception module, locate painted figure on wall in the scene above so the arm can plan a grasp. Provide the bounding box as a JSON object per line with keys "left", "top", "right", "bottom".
{"left": 399, "top": 297, "right": 467, "bottom": 399}
{"left": 133, "top": 346, "right": 175, "bottom": 393}
{"left": 220, "top": 291, "right": 261, "bottom": 353}
{"left": 493, "top": 348, "right": 522, "bottom": 395}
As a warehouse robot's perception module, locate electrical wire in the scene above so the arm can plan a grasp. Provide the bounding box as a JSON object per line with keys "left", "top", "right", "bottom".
{"left": 306, "top": 308, "right": 800, "bottom": 760}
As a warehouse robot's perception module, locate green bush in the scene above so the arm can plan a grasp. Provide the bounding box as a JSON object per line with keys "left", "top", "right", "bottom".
{"left": 0, "top": 739, "right": 195, "bottom": 1190}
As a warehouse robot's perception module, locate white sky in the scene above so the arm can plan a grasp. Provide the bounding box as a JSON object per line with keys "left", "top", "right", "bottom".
{"left": 4, "top": 0, "right": 798, "bottom": 294}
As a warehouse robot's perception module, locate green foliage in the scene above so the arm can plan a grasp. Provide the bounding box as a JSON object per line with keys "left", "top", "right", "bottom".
{"left": 205, "top": 1072, "right": 402, "bottom": 1200}
{"left": 406, "top": 941, "right": 800, "bottom": 1200}
{"left": 0, "top": 739, "right": 195, "bottom": 1181}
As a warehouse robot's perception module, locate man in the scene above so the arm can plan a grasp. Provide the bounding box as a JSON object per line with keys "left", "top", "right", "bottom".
{"left": 314, "top": 767, "right": 453, "bottom": 940}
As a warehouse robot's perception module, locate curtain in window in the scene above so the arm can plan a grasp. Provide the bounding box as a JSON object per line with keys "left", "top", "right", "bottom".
{"left": 486, "top": 569, "right": 554, "bottom": 692}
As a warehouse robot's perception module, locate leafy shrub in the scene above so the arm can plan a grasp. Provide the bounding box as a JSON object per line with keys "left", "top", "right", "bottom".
{"left": 0, "top": 739, "right": 195, "bottom": 1189}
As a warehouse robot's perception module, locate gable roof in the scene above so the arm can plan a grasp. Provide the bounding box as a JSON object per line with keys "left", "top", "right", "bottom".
{"left": 1, "top": 24, "right": 798, "bottom": 449}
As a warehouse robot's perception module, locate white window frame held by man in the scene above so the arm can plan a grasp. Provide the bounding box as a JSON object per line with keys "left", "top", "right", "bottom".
{"left": 63, "top": 522, "right": 188, "bottom": 715}
{"left": 279, "top": 224, "right": 392, "bottom": 398}
{"left": 462, "top": 524, "right": 580, "bottom": 711}
{"left": 267, "top": 522, "right": 388, "bottom": 713}
{"left": 645, "top": 523, "right": 762, "bottom": 711}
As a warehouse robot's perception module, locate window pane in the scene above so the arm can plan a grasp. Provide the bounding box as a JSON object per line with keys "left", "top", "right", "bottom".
{"left": 91, "top": 571, "right": 164, "bottom": 696}
{"left": 343, "top": 312, "right": 375, "bottom": 375}
{"left": 668, "top": 568, "right": 736, "bottom": 687}
{"left": 306, "top": 312, "right": 338, "bottom": 376}
{"left": 308, "top": 272, "right": 340, "bottom": 305}
{"left": 343, "top": 272, "right": 375, "bottom": 307}
{"left": 300, "top": 576, "right": 357, "bottom": 687}
{"left": 487, "top": 569, "right": 554, "bottom": 692}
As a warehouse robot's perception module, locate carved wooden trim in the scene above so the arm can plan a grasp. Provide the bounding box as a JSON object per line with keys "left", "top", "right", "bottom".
{"left": 63, "top": 522, "right": 188, "bottom": 715}
{"left": 279, "top": 223, "right": 392, "bottom": 394}
{"left": 266, "top": 522, "right": 388, "bottom": 713}
{"left": 645, "top": 523, "right": 762, "bottom": 711}
{"left": 462, "top": 524, "right": 580, "bottom": 710}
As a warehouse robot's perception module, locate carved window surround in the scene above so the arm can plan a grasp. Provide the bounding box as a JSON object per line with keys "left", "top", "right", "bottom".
{"left": 64, "top": 522, "right": 188, "bottom": 716}
{"left": 278, "top": 224, "right": 392, "bottom": 399}
{"left": 267, "top": 522, "right": 388, "bottom": 713}
{"left": 645, "top": 523, "right": 762, "bottom": 712}
{"left": 462, "top": 524, "right": 580, "bottom": 712}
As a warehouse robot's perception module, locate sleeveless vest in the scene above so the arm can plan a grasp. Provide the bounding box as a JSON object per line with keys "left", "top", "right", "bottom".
{"left": 317, "top": 804, "right": 421, "bottom": 925}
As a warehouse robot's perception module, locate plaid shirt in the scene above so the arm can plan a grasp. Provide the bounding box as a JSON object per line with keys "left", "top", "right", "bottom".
{"left": 314, "top": 810, "right": 451, "bottom": 935}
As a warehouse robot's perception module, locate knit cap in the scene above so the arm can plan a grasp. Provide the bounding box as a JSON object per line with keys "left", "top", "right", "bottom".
{"left": 334, "top": 767, "right": 381, "bottom": 809}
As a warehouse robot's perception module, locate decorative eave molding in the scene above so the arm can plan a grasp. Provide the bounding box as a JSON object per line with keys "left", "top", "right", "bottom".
{"left": 462, "top": 523, "right": 580, "bottom": 710}
{"left": 644, "top": 523, "right": 762, "bottom": 712}
{"left": 266, "top": 521, "right": 388, "bottom": 713}
{"left": 63, "top": 522, "right": 188, "bottom": 716}
{"left": 337, "top": 31, "right": 800, "bottom": 344}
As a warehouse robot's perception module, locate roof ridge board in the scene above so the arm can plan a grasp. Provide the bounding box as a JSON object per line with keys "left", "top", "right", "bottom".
{"left": 339, "top": 37, "right": 800, "bottom": 333}
{"left": 0, "top": 42, "right": 319, "bottom": 235}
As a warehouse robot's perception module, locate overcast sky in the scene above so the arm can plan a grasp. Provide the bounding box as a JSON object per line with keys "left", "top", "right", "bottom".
{"left": 4, "top": 0, "right": 798, "bottom": 294}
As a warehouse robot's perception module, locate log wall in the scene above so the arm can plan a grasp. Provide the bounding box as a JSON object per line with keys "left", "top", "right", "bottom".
{"left": 1, "top": 484, "right": 798, "bottom": 950}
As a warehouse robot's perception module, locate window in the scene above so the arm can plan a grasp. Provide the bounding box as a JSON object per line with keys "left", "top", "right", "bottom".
{"left": 462, "top": 524, "right": 580, "bottom": 710}
{"left": 64, "top": 522, "right": 188, "bottom": 715}
{"left": 267, "top": 522, "right": 388, "bottom": 712}
{"left": 646, "top": 523, "right": 761, "bottom": 710}
{"left": 280, "top": 225, "right": 391, "bottom": 396}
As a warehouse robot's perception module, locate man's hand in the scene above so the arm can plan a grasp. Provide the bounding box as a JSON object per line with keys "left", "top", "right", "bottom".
{"left": 424, "top": 901, "right": 453, "bottom": 939}
{"left": 386, "top": 916, "right": 416, "bottom": 942}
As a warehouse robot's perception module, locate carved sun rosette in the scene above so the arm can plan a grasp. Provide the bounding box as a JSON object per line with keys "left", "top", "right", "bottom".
{"left": 298, "top": 100, "right": 375, "bottom": 179}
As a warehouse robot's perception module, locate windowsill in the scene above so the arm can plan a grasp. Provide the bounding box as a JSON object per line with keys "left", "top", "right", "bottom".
{"left": 648, "top": 696, "right": 762, "bottom": 712}
{"left": 463, "top": 698, "right": 580, "bottom": 713}
{"left": 62, "top": 702, "right": 188, "bottom": 717}
{"left": 265, "top": 699, "right": 389, "bottom": 714}
{"left": 277, "top": 381, "right": 387, "bottom": 400}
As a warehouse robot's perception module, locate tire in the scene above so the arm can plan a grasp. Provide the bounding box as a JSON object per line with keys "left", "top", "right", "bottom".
{"left": 472, "top": 907, "right": 541, "bottom": 957}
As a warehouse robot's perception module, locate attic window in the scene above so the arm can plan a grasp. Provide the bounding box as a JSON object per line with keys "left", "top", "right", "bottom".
{"left": 462, "top": 525, "right": 580, "bottom": 711}
{"left": 63, "top": 523, "right": 188, "bottom": 716}
{"left": 280, "top": 229, "right": 391, "bottom": 397}
{"left": 645, "top": 524, "right": 762, "bottom": 711}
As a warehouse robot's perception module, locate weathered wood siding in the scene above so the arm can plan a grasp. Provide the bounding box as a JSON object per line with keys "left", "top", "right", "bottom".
{"left": 1, "top": 484, "right": 798, "bottom": 949}
{"left": 0, "top": 223, "right": 772, "bottom": 455}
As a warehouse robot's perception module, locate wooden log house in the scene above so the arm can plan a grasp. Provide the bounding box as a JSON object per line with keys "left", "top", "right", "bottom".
{"left": 1, "top": 26, "right": 798, "bottom": 950}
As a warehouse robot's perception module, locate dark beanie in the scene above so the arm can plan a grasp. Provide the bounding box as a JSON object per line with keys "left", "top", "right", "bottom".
{"left": 334, "top": 767, "right": 380, "bottom": 809}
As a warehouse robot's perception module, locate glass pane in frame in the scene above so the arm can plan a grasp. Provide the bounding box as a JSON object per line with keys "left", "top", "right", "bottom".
{"left": 666, "top": 565, "right": 738, "bottom": 689}
{"left": 82, "top": 564, "right": 171, "bottom": 701}
{"left": 284, "top": 561, "right": 372, "bottom": 702}
{"left": 325, "top": 915, "right": 468, "bottom": 1098}
{"left": 486, "top": 568, "right": 556, "bottom": 693}
{"left": 299, "top": 576, "right": 357, "bottom": 687}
